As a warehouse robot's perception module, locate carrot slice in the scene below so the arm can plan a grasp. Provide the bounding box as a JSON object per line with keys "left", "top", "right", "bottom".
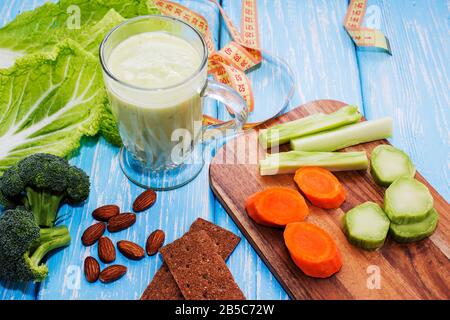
{"left": 246, "top": 187, "right": 309, "bottom": 227}
{"left": 294, "top": 167, "right": 346, "bottom": 209}
{"left": 245, "top": 191, "right": 278, "bottom": 227}
{"left": 284, "top": 222, "right": 342, "bottom": 278}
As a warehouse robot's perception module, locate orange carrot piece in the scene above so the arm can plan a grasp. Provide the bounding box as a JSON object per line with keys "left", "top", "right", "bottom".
{"left": 245, "top": 191, "right": 278, "bottom": 227}
{"left": 294, "top": 167, "right": 346, "bottom": 209}
{"left": 284, "top": 222, "right": 342, "bottom": 278}
{"left": 254, "top": 188, "right": 309, "bottom": 227}
{"left": 246, "top": 187, "right": 309, "bottom": 227}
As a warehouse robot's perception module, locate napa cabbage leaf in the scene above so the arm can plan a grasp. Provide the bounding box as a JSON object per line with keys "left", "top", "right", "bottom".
{"left": 0, "top": 0, "right": 159, "bottom": 68}
{"left": 0, "top": 40, "right": 106, "bottom": 173}
{"left": 0, "top": 0, "right": 161, "bottom": 153}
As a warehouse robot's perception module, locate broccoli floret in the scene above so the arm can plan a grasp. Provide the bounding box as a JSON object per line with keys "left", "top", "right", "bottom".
{"left": 66, "top": 166, "right": 90, "bottom": 202}
{"left": 0, "top": 207, "right": 71, "bottom": 282}
{"left": 0, "top": 153, "right": 90, "bottom": 227}
{"left": 0, "top": 184, "right": 15, "bottom": 209}
{"left": 0, "top": 165, "right": 25, "bottom": 198}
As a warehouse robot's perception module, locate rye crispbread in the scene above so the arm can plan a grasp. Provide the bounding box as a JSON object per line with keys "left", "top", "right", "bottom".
{"left": 160, "top": 230, "right": 245, "bottom": 300}
{"left": 140, "top": 218, "right": 241, "bottom": 300}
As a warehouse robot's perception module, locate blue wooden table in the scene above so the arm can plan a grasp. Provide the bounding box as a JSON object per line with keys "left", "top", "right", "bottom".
{"left": 0, "top": 0, "right": 448, "bottom": 300}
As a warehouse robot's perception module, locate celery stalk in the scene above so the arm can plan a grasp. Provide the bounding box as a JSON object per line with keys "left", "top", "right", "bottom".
{"left": 259, "top": 151, "right": 368, "bottom": 176}
{"left": 259, "top": 105, "right": 361, "bottom": 149}
{"left": 290, "top": 118, "right": 393, "bottom": 152}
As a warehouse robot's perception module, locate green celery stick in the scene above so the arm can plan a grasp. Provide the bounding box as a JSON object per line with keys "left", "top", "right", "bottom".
{"left": 370, "top": 145, "right": 416, "bottom": 186}
{"left": 259, "top": 150, "right": 368, "bottom": 176}
{"left": 290, "top": 117, "right": 393, "bottom": 152}
{"left": 259, "top": 105, "right": 361, "bottom": 149}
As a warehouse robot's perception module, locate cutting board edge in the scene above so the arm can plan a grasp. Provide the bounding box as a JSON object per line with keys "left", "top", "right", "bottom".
{"left": 209, "top": 174, "right": 298, "bottom": 300}
{"left": 209, "top": 100, "right": 450, "bottom": 300}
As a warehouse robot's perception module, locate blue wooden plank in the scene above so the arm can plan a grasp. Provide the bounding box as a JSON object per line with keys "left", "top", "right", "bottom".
{"left": 0, "top": 0, "right": 47, "bottom": 28}
{"left": 0, "top": 280, "right": 36, "bottom": 301}
{"left": 0, "top": 0, "right": 52, "bottom": 301}
{"left": 217, "top": 0, "right": 363, "bottom": 299}
{"left": 357, "top": 0, "right": 450, "bottom": 201}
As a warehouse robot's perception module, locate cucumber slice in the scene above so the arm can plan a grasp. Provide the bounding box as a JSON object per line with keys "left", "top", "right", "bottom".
{"left": 370, "top": 145, "right": 416, "bottom": 186}
{"left": 384, "top": 178, "right": 433, "bottom": 224}
{"left": 343, "top": 202, "right": 390, "bottom": 250}
{"left": 390, "top": 208, "right": 439, "bottom": 243}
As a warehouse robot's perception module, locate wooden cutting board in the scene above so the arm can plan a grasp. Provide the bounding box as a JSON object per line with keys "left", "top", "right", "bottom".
{"left": 209, "top": 100, "right": 450, "bottom": 300}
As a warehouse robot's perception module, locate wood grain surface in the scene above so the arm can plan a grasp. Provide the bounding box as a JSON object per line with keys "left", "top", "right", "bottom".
{"left": 210, "top": 99, "right": 450, "bottom": 300}
{"left": 215, "top": 0, "right": 363, "bottom": 300}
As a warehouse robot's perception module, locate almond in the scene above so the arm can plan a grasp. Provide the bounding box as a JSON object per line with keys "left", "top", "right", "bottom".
{"left": 117, "top": 240, "right": 145, "bottom": 260}
{"left": 146, "top": 229, "right": 165, "bottom": 256}
{"left": 81, "top": 222, "right": 106, "bottom": 246}
{"left": 99, "top": 265, "right": 127, "bottom": 283}
{"left": 84, "top": 256, "right": 100, "bottom": 283}
{"left": 98, "top": 236, "right": 116, "bottom": 263}
{"left": 107, "top": 213, "right": 136, "bottom": 232}
{"left": 133, "top": 189, "right": 157, "bottom": 212}
{"left": 92, "top": 205, "right": 120, "bottom": 222}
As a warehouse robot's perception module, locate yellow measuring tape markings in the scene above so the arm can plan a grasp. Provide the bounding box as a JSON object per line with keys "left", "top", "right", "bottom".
{"left": 156, "top": 0, "right": 289, "bottom": 130}
{"left": 344, "top": 0, "right": 391, "bottom": 54}
{"left": 155, "top": 0, "right": 262, "bottom": 129}
{"left": 155, "top": 0, "right": 390, "bottom": 130}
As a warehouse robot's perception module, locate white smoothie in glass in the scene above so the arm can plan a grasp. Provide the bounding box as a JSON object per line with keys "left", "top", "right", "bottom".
{"left": 106, "top": 31, "right": 205, "bottom": 169}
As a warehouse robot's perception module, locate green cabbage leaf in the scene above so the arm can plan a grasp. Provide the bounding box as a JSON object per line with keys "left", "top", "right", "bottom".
{"left": 0, "top": 0, "right": 156, "bottom": 67}
{"left": 77, "top": 9, "right": 126, "bottom": 55}
{"left": 0, "top": 40, "right": 106, "bottom": 173}
{"left": 0, "top": 0, "right": 162, "bottom": 160}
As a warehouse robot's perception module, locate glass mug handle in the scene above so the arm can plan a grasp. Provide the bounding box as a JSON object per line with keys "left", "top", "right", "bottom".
{"left": 201, "top": 79, "right": 249, "bottom": 141}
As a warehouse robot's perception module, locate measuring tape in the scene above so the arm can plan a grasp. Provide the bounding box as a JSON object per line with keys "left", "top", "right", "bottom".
{"left": 155, "top": 0, "right": 264, "bottom": 129}
{"left": 344, "top": 0, "right": 391, "bottom": 54}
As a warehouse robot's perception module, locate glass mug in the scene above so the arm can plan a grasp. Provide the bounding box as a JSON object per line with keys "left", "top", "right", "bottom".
{"left": 100, "top": 15, "right": 248, "bottom": 190}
